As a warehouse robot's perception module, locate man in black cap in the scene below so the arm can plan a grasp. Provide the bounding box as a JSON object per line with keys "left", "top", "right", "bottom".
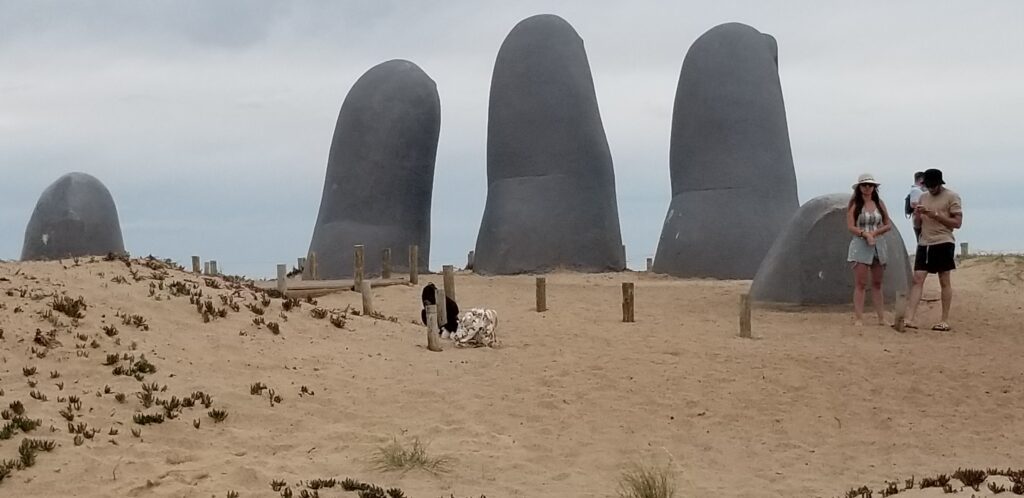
{"left": 901, "top": 168, "right": 963, "bottom": 331}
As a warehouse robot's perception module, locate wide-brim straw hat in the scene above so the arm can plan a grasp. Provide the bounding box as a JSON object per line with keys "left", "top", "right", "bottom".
{"left": 852, "top": 173, "right": 880, "bottom": 189}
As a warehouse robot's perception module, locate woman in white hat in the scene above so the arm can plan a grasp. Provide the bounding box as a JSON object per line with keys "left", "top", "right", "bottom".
{"left": 847, "top": 173, "right": 893, "bottom": 326}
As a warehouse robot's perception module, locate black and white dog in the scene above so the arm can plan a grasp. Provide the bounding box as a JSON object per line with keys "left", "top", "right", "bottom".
{"left": 420, "top": 283, "right": 459, "bottom": 333}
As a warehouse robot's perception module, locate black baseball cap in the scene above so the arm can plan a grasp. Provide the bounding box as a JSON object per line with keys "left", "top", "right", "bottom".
{"left": 922, "top": 168, "right": 945, "bottom": 187}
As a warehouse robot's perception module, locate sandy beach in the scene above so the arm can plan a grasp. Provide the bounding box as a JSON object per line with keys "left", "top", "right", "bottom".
{"left": 1, "top": 255, "right": 1022, "bottom": 497}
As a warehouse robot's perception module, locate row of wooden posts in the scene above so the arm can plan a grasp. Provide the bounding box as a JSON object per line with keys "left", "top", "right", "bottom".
{"left": 192, "top": 240, "right": 974, "bottom": 285}
{"left": 187, "top": 246, "right": 798, "bottom": 341}
{"left": 538, "top": 276, "right": 753, "bottom": 338}
{"left": 261, "top": 244, "right": 757, "bottom": 341}
{"left": 288, "top": 245, "right": 421, "bottom": 286}
{"left": 273, "top": 245, "right": 428, "bottom": 291}
{"left": 272, "top": 244, "right": 459, "bottom": 331}
{"left": 190, "top": 241, "right": 977, "bottom": 345}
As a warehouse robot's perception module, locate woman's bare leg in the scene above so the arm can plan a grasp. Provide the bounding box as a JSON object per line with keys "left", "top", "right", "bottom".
{"left": 853, "top": 263, "right": 869, "bottom": 325}
{"left": 870, "top": 263, "right": 886, "bottom": 324}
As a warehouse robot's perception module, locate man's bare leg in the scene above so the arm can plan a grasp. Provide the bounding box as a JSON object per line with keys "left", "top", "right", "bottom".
{"left": 938, "top": 271, "right": 953, "bottom": 324}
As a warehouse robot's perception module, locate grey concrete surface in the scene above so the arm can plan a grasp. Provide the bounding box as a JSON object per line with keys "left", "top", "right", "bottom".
{"left": 653, "top": 22, "right": 798, "bottom": 279}
{"left": 474, "top": 14, "right": 624, "bottom": 275}
{"left": 308, "top": 59, "right": 440, "bottom": 279}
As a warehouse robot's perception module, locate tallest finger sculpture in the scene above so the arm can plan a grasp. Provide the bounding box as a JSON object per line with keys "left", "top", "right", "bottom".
{"left": 653, "top": 23, "right": 798, "bottom": 279}
{"left": 308, "top": 60, "right": 440, "bottom": 279}
{"left": 473, "top": 14, "right": 625, "bottom": 275}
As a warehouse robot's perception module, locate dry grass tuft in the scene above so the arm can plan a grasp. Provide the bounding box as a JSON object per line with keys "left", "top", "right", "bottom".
{"left": 371, "top": 437, "right": 452, "bottom": 475}
{"left": 617, "top": 463, "right": 676, "bottom": 498}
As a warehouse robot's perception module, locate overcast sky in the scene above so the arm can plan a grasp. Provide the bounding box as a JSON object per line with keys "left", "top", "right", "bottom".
{"left": 2, "top": 1, "right": 1022, "bottom": 277}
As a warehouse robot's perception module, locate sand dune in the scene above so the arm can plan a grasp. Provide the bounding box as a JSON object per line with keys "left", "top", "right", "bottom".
{"left": 0, "top": 255, "right": 1022, "bottom": 497}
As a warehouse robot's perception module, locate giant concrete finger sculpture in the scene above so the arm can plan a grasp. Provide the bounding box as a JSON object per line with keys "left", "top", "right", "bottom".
{"left": 749, "top": 193, "right": 912, "bottom": 305}
{"left": 653, "top": 22, "right": 798, "bottom": 279}
{"left": 21, "top": 172, "right": 126, "bottom": 261}
{"left": 473, "top": 14, "right": 624, "bottom": 275}
{"left": 308, "top": 60, "right": 440, "bottom": 279}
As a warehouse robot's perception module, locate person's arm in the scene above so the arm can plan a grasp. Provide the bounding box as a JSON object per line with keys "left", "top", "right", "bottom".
{"left": 924, "top": 210, "right": 962, "bottom": 229}
{"left": 909, "top": 190, "right": 923, "bottom": 223}
{"left": 847, "top": 205, "right": 864, "bottom": 237}
{"left": 921, "top": 195, "right": 963, "bottom": 229}
{"left": 872, "top": 200, "right": 893, "bottom": 236}
{"left": 909, "top": 189, "right": 923, "bottom": 208}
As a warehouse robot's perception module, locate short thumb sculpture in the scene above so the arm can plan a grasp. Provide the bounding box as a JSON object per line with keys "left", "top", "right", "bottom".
{"left": 22, "top": 172, "right": 126, "bottom": 261}
{"left": 750, "top": 193, "right": 913, "bottom": 305}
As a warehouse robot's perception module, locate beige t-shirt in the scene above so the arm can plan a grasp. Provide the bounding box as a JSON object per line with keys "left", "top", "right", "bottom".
{"left": 918, "top": 187, "right": 962, "bottom": 245}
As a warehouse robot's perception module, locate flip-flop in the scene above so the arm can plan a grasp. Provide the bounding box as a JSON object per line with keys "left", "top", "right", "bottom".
{"left": 931, "top": 322, "right": 952, "bottom": 331}
{"left": 902, "top": 321, "right": 919, "bottom": 329}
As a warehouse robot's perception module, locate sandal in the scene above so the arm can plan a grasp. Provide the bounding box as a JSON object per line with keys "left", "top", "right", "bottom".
{"left": 931, "top": 322, "right": 952, "bottom": 332}
{"left": 902, "top": 320, "right": 919, "bottom": 330}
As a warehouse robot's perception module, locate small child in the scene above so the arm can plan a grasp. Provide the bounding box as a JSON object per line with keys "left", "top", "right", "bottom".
{"left": 419, "top": 283, "right": 460, "bottom": 334}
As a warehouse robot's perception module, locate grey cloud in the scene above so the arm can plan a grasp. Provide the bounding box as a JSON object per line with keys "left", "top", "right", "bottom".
{"left": 2, "top": 1, "right": 1022, "bottom": 274}
{"left": 0, "top": 1, "right": 286, "bottom": 49}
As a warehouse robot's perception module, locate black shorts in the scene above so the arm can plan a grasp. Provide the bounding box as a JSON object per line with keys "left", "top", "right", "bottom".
{"left": 914, "top": 242, "right": 956, "bottom": 273}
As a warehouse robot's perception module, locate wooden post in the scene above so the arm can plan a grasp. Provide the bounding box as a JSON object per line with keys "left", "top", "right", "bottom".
{"left": 409, "top": 245, "right": 419, "bottom": 285}
{"left": 435, "top": 286, "right": 448, "bottom": 331}
{"left": 353, "top": 245, "right": 365, "bottom": 290}
{"left": 536, "top": 277, "right": 547, "bottom": 312}
{"left": 191, "top": 256, "right": 201, "bottom": 273}
{"left": 646, "top": 258, "right": 653, "bottom": 272}
{"left": 276, "top": 264, "right": 287, "bottom": 295}
{"left": 960, "top": 242, "right": 969, "bottom": 259}
{"left": 210, "top": 260, "right": 218, "bottom": 276}
{"left": 381, "top": 248, "right": 392, "bottom": 279}
{"left": 622, "top": 282, "right": 635, "bottom": 322}
{"left": 442, "top": 265, "right": 456, "bottom": 302}
{"left": 893, "top": 291, "right": 908, "bottom": 333}
{"left": 425, "top": 304, "right": 442, "bottom": 352}
{"left": 360, "top": 280, "right": 374, "bottom": 315}
{"left": 739, "top": 293, "right": 752, "bottom": 338}
{"left": 467, "top": 250, "right": 475, "bottom": 270}
{"left": 309, "top": 252, "right": 318, "bottom": 281}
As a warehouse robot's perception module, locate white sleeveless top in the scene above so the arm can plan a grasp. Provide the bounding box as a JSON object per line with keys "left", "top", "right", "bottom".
{"left": 847, "top": 209, "right": 888, "bottom": 265}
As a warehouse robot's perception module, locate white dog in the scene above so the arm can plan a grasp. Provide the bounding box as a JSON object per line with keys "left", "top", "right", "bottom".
{"left": 452, "top": 309, "right": 498, "bottom": 348}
